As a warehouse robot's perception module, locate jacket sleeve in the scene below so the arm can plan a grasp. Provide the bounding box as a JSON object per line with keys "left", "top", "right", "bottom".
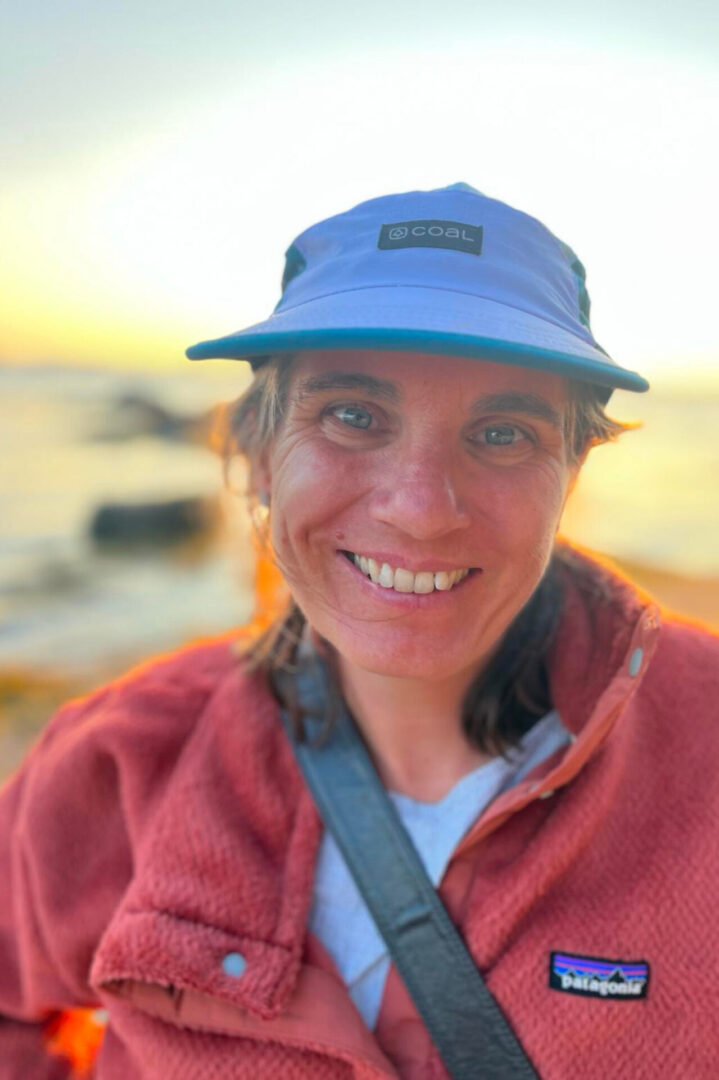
{"left": 0, "top": 687, "right": 134, "bottom": 1078}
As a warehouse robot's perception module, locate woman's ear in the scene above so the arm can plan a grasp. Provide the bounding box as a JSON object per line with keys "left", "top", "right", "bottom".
{"left": 248, "top": 450, "right": 272, "bottom": 504}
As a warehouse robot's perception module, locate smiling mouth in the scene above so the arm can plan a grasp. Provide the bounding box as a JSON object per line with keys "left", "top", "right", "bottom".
{"left": 340, "top": 550, "right": 479, "bottom": 594}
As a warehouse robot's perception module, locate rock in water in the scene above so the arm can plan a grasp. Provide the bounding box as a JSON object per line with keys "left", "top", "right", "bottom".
{"left": 89, "top": 392, "right": 213, "bottom": 444}
{"left": 89, "top": 496, "right": 218, "bottom": 549}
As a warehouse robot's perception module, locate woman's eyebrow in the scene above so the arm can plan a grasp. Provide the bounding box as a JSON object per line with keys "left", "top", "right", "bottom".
{"left": 294, "top": 371, "right": 400, "bottom": 404}
{"left": 293, "top": 374, "right": 561, "bottom": 428}
{"left": 469, "top": 392, "right": 562, "bottom": 429}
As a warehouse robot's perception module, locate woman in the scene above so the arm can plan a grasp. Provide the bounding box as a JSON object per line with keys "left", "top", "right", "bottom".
{"left": 1, "top": 183, "right": 718, "bottom": 1078}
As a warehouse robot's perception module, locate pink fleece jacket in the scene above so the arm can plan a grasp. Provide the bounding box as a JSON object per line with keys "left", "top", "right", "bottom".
{"left": 1, "top": 542, "right": 719, "bottom": 1079}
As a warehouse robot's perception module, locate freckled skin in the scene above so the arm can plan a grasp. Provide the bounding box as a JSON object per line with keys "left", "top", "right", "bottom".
{"left": 262, "top": 349, "right": 580, "bottom": 683}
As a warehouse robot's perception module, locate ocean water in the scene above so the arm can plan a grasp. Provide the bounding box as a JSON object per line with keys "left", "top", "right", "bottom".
{"left": 0, "top": 364, "right": 255, "bottom": 676}
{"left": 1, "top": 364, "right": 718, "bottom": 676}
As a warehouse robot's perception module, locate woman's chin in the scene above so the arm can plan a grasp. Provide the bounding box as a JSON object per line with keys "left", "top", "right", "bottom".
{"left": 316, "top": 623, "right": 487, "bottom": 683}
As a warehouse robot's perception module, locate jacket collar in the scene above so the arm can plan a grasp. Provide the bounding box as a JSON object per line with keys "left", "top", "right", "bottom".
{"left": 549, "top": 540, "right": 661, "bottom": 737}
{"left": 452, "top": 542, "right": 661, "bottom": 856}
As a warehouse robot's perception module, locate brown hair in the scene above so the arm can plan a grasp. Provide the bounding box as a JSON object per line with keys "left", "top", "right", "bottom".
{"left": 217, "top": 353, "right": 638, "bottom": 755}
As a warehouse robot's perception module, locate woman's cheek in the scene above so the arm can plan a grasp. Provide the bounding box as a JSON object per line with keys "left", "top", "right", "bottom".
{"left": 476, "top": 465, "right": 567, "bottom": 559}
{"left": 269, "top": 446, "right": 351, "bottom": 564}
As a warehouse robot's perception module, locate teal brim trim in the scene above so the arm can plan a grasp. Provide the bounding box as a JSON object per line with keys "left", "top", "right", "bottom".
{"left": 186, "top": 327, "right": 649, "bottom": 396}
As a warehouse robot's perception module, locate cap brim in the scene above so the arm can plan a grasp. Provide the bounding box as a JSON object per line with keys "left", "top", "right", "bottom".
{"left": 186, "top": 285, "right": 650, "bottom": 397}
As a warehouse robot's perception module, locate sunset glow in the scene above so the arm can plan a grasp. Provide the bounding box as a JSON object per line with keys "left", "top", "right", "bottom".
{"left": 2, "top": 34, "right": 717, "bottom": 387}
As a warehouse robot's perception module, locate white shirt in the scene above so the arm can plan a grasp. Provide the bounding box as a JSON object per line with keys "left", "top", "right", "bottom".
{"left": 309, "top": 708, "right": 572, "bottom": 1029}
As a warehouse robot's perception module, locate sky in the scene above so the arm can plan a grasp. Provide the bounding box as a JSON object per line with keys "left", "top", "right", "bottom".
{"left": 1, "top": 0, "right": 718, "bottom": 389}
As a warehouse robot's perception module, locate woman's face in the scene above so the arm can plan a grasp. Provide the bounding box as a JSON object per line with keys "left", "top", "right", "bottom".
{"left": 263, "top": 349, "right": 581, "bottom": 682}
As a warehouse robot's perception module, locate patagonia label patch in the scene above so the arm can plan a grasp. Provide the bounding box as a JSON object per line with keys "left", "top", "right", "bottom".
{"left": 378, "top": 220, "right": 483, "bottom": 256}
{"left": 549, "top": 951, "right": 649, "bottom": 1000}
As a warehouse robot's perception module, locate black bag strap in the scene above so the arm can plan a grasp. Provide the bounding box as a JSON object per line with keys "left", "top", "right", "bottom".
{"left": 272, "top": 648, "right": 538, "bottom": 1080}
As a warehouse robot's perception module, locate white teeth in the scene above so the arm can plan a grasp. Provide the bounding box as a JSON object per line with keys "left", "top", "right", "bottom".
{"left": 413, "top": 571, "right": 435, "bottom": 594}
{"left": 393, "top": 567, "right": 415, "bottom": 593}
{"left": 378, "top": 562, "right": 394, "bottom": 588}
{"left": 347, "top": 552, "right": 472, "bottom": 594}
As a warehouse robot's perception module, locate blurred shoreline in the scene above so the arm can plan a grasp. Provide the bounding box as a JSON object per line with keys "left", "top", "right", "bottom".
{"left": 608, "top": 556, "right": 719, "bottom": 635}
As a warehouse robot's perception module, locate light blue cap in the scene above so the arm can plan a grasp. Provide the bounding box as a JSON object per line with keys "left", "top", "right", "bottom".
{"left": 186, "top": 182, "right": 649, "bottom": 403}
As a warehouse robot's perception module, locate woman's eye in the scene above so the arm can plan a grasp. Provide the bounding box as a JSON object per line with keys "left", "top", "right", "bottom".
{"left": 329, "top": 404, "right": 374, "bottom": 429}
{"left": 475, "top": 424, "right": 529, "bottom": 447}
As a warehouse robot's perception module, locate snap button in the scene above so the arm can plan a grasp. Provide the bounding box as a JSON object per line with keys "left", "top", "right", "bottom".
{"left": 628, "top": 647, "right": 644, "bottom": 677}
{"left": 222, "top": 952, "right": 247, "bottom": 978}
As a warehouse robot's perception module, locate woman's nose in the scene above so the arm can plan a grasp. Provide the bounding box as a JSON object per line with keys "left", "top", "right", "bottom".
{"left": 368, "top": 456, "right": 471, "bottom": 540}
